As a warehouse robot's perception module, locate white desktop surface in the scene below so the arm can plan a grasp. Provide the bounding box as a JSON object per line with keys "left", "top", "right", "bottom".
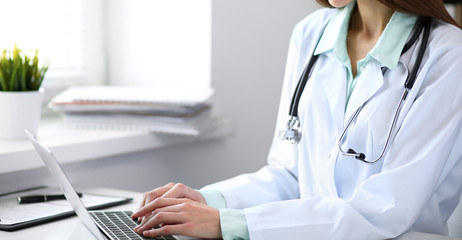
{"left": 0, "top": 188, "right": 460, "bottom": 240}
{"left": 0, "top": 188, "right": 141, "bottom": 240}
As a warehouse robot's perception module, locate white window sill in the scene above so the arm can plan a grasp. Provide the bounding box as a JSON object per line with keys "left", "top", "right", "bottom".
{"left": 0, "top": 116, "right": 234, "bottom": 174}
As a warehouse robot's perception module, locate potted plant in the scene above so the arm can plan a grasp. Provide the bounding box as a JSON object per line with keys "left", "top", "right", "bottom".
{"left": 0, "top": 45, "right": 49, "bottom": 140}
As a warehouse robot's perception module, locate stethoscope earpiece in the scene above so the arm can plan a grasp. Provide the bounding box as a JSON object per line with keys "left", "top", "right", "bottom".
{"left": 347, "top": 149, "right": 366, "bottom": 161}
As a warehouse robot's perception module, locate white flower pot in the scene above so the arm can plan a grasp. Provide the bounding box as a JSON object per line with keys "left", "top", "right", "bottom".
{"left": 0, "top": 88, "right": 44, "bottom": 140}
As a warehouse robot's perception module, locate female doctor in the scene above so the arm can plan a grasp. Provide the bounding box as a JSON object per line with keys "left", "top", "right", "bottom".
{"left": 132, "top": 0, "right": 462, "bottom": 239}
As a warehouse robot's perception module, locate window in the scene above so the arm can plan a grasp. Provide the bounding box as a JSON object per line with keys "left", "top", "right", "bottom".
{"left": 0, "top": 0, "right": 212, "bottom": 101}
{"left": 0, "top": 0, "right": 104, "bottom": 101}
{"left": 104, "top": 0, "right": 212, "bottom": 90}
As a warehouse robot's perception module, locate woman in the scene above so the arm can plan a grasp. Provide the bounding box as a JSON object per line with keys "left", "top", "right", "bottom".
{"left": 132, "top": 0, "right": 462, "bottom": 239}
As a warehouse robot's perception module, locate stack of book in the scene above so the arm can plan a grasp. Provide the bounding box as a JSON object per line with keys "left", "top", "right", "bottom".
{"left": 49, "top": 86, "right": 215, "bottom": 136}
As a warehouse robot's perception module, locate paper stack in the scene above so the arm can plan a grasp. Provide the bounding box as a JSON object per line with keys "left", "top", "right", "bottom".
{"left": 49, "top": 86, "right": 215, "bottom": 136}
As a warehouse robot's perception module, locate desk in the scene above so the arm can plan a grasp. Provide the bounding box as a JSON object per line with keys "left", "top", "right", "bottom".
{"left": 0, "top": 188, "right": 460, "bottom": 240}
{"left": 0, "top": 188, "right": 141, "bottom": 240}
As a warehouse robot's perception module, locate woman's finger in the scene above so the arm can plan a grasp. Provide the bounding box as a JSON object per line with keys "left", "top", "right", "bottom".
{"left": 142, "top": 224, "right": 186, "bottom": 238}
{"left": 135, "top": 203, "right": 184, "bottom": 230}
{"left": 135, "top": 212, "right": 184, "bottom": 234}
{"left": 151, "top": 203, "right": 184, "bottom": 216}
{"left": 155, "top": 184, "right": 191, "bottom": 203}
{"left": 134, "top": 183, "right": 177, "bottom": 222}
{"left": 132, "top": 198, "right": 189, "bottom": 219}
{"left": 161, "top": 183, "right": 207, "bottom": 205}
{"left": 161, "top": 183, "right": 188, "bottom": 198}
{"left": 135, "top": 183, "right": 176, "bottom": 222}
{"left": 138, "top": 182, "right": 176, "bottom": 210}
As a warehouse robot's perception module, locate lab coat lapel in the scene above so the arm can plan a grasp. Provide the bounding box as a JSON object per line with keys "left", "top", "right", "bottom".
{"left": 318, "top": 56, "right": 346, "bottom": 134}
{"left": 344, "top": 62, "right": 384, "bottom": 124}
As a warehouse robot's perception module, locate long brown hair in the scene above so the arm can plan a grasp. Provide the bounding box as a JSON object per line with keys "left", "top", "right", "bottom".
{"left": 316, "top": 0, "right": 462, "bottom": 29}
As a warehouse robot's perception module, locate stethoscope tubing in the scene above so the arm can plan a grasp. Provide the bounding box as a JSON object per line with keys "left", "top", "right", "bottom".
{"left": 338, "top": 17, "right": 431, "bottom": 163}
{"left": 282, "top": 16, "right": 432, "bottom": 164}
{"left": 337, "top": 88, "right": 410, "bottom": 163}
{"left": 289, "top": 54, "right": 319, "bottom": 118}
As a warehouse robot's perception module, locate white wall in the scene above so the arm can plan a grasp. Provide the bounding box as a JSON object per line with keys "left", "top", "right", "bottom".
{"left": 210, "top": 1, "right": 319, "bottom": 180}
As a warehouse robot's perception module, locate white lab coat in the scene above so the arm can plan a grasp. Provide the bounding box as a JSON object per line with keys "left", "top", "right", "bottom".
{"left": 203, "top": 8, "right": 462, "bottom": 239}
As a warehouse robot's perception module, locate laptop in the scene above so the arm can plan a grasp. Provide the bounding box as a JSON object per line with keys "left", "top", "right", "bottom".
{"left": 25, "top": 130, "right": 199, "bottom": 240}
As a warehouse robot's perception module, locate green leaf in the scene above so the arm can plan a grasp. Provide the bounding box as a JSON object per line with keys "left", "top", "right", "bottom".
{"left": 33, "top": 61, "right": 48, "bottom": 90}
{"left": 0, "top": 68, "right": 6, "bottom": 91}
{"left": 0, "top": 45, "right": 49, "bottom": 91}
{"left": 9, "top": 64, "right": 18, "bottom": 91}
{"left": 20, "top": 58, "right": 28, "bottom": 91}
{"left": 0, "top": 56, "right": 6, "bottom": 91}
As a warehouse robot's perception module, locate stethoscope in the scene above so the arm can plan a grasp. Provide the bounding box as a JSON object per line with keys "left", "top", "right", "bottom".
{"left": 280, "top": 17, "right": 432, "bottom": 164}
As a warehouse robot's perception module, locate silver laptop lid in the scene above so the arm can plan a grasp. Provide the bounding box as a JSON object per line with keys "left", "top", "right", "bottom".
{"left": 25, "top": 129, "right": 106, "bottom": 240}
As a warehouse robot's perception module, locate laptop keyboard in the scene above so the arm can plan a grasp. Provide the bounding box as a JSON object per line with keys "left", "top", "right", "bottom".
{"left": 90, "top": 211, "right": 176, "bottom": 240}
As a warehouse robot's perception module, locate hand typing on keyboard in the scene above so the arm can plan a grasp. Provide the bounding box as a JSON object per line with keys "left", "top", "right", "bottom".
{"left": 131, "top": 183, "right": 222, "bottom": 239}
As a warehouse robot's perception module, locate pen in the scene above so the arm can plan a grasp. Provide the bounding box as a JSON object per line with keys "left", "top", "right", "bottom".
{"left": 17, "top": 193, "right": 83, "bottom": 204}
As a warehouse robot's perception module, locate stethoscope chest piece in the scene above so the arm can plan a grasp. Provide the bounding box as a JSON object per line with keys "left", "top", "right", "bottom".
{"left": 279, "top": 117, "right": 301, "bottom": 145}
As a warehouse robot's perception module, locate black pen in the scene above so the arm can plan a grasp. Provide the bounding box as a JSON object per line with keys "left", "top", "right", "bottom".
{"left": 17, "top": 193, "right": 83, "bottom": 204}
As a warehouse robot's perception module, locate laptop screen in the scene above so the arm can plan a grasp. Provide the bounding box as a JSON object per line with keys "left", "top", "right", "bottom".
{"left": 25, "top": 129, "right": 106, "bottom": 240}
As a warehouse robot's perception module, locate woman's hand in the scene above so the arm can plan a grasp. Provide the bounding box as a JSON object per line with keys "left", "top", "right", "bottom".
{"left": 136, "top": 182, "right": 207, "bottom": 212}
{"left": 133, "top": 198, "right": 222, "bottom": 239}
{"left": 131, "top": 183, "right": 220, "bottom": 238}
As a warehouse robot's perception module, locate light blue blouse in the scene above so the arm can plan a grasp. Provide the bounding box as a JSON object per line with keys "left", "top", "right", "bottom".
{"left": 314, "top": 1, "right": 416, "bottom": 105}
{"left": 201, "top": 2, "right": 416, "bottom": 239}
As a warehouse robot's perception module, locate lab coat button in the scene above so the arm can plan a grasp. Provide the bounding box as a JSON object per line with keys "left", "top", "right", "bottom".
{"left": 326, "top": 153, "right": 332, "bottom": 159}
